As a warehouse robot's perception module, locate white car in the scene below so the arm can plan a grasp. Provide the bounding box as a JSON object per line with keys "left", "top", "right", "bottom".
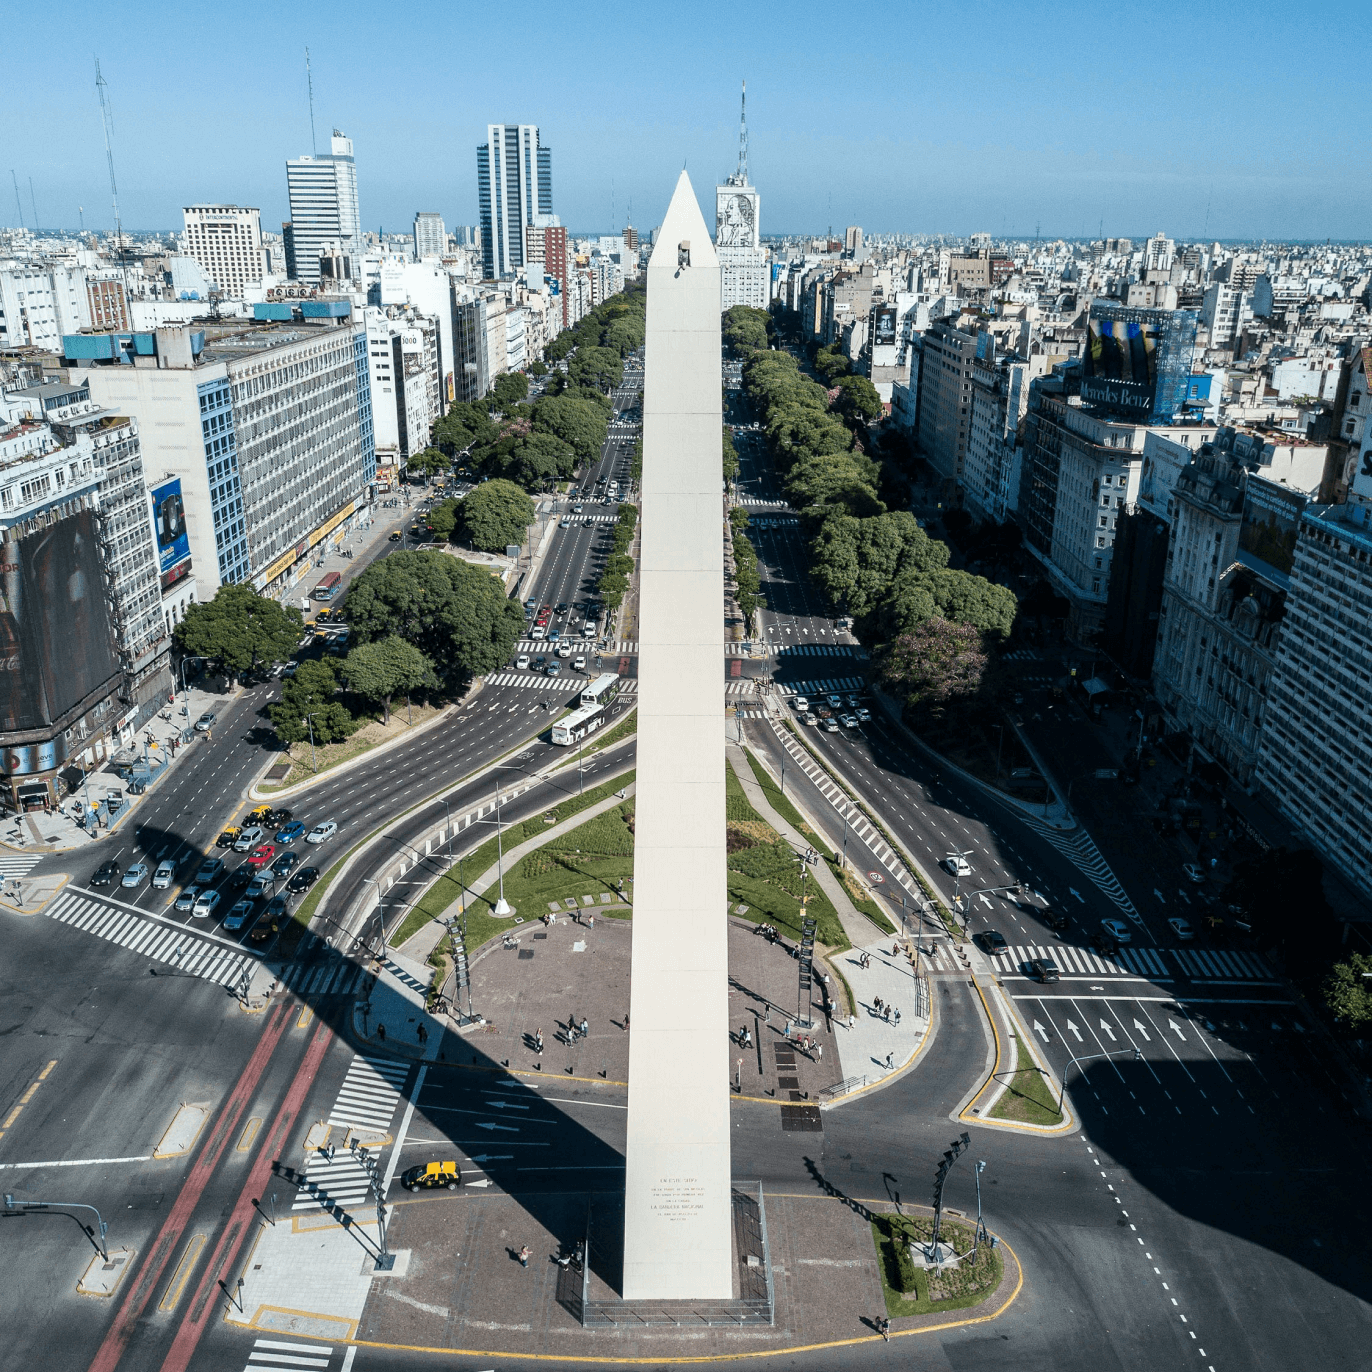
{"left": 557, "top": 644, "right": 572, "bottom": 659}
{"left": 152, "top": 860, "right": 176, "bottom": 890}
{"left": 1168, "top": 917, "right": 1195, "bottom": 941}
{"left": 573, "top": 656, "right": 586, "bottom": 671}
{"left": 234, "top": 826, "right": 264, "bottom": 853}
{"left": 530, "top": 624, "right": 546, "bottom": 639}
{"left": 793, "top": 697, "right": 810, "bottom": 713}
{"left": 305, "top": 821, "right": 338, "bottom": 844}
{"left": 822, "top": 718, "right": 840, "bottom": 733}
{"left": 192, "top": 889, "right": 222, "bottom": 918}
{"left": 840, "top": 714, "right": 860, "bottom": 729}
{"left": 224, "top": 899, "right": 256, "bottom": 932}
{"left": 803, "top": 713, "right": 819, "bottom": 727}
{"left": 121, "top": 862, "right": 149, "bottom": 889}
{"left": 559, "top": 518, "right": 570, "bottom": 529}
{"left": 1100, "top": 918, "right": 1133, "bottom": 945}
{"left": 174, "top": 885, "right": 200, "bottom": 912}
{"left": 944, "top": 854, "right": 973, "bottom": 877}
{"left": 516, "top": 655, "right": 531, "bottom": 669}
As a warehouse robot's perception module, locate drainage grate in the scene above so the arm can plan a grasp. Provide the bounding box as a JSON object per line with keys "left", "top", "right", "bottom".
{"left": 518, "top": 949, "right": 535, "bottom": 960}
{"left": 780, "top": 1104, "right": 822, "bottom": 1132}
{"left": 777, "top": 1076, "right": 799, "bottom": 1090}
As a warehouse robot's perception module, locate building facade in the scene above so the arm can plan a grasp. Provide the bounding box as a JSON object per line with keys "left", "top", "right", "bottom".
{"left": 413, "top": 212, "right": 446, "bottom": 262}
{"left": 285, "top": 132, "right": 361, "bottom": 283}
{"left": 181, "top": 205, "right": 265, "bottom": 297}
{"left": 0, "top": 265, "right": 91, "bottom": 350}
{"left": 477, "top": 125, "right": 553, "bottom": 280}
{"left": 913, "top": 321, "right": 977, "bottom": 494}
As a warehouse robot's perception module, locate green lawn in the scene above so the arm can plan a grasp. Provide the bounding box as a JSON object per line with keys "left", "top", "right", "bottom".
{"left": 989, "top": 1032, "right": 1064, "bottom": 1126}
{"left": 870, "top": 1213, "right": 1003, "bottom": 1316}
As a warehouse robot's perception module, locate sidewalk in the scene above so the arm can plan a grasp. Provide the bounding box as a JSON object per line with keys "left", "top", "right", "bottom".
{"left": 829, "top": 939, "right": 934, "bottom": 1092}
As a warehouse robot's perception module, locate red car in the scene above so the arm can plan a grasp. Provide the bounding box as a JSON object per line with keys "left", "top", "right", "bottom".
{"left": 247, "top": 844, "right": 277, "bottom": 869}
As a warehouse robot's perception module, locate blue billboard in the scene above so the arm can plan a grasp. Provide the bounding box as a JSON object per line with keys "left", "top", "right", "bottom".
{"left": 151, "top": 478, "right": 192, "bottom": 589}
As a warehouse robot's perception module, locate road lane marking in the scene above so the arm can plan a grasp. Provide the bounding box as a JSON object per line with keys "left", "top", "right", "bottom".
{"left": 157, "top": 1232, "right": 207, "bottom": 1313}
{"left": 0, "top": 1154, "right": 153, "bottom": 1169}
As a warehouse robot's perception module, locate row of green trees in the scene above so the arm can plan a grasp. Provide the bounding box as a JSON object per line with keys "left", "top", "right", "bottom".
{"left": 427, "top": 479, "right": 535, "bottom": 554}
{"left": 730, "top": 508, "right": 762, "bottom": 623}
{"left": 729, "top": 305, "right": 1017, "bottom": 714}
{"left": 598, "top": 503, "right": 637, "bottom": 611}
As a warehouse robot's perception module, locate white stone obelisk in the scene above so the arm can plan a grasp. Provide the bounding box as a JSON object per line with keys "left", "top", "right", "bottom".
{"left": 621, "top": 172, "right": 732, "bottom": 1300}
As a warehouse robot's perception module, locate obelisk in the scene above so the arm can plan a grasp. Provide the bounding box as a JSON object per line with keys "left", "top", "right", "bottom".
{"left": 620, "top": 171, "right": 732, "bottom": 1300}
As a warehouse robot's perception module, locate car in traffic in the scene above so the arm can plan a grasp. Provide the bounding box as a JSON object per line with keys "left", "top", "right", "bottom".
{"left": 216, "top": 826, "right": 242, "bottom": 848}
{"left": 826, "top": 694, "right": 843, "bottom": 709}
{"left": 1182, "top": 863, "right": 1205, "bottom": 884}
{"left": 546, "top": 661, "right": 562, "bottom": 676}
{"left": 1167, "top": 917, "right": 1195, "bottom": 940}
{"left": 228, "top": 866, "right": 255, "bottom": 892}
{"left": 194, "top": 712, "right": 216, "bottom": 732}
{"left": 247, "top": 804, "right": 273, "bottom": 823}
{"left": 793, "top": 696, "right": 810, "bottom": 714}
{"left": 400, "top": 1160, "right": 461, "bottom": 1192}
{"left": 91, "top": 859, "right": 122, "bottom": 888}
{"left": 821, "top": 718, "right": 839, "bottom": 732}
{"left": 264, "top": 894, "right": 290, "bottom": 925}
{"left": 174, "top": 885, "right": 200, "bottom": 912}
{"left": 516, "top": 655, "right": 530, "bottom": 669}
{"left": 548, "top": 628, "right": 561, "bottom": 642}
{"left": 152, "top": 859, "right": 177, "bottom": 890}
{"left": 194, "top": 856, "right": 225, "bottom": 885}
{"left": 1028, "top": 956, "right": 1060, "bottom": 984}
{"left": 977, "top": 929, "right": 1008, "bottom": 954}
{"left": 943, "top": 854, "right": 973, "bottom": 877}
{"left": 121, "top": 862, "right": 150, "bottom": 890}
{"left": 840, "top": 714, "right": 860, "bottom": 729}
{"left": 245, "top": 873, "right": 274, "bottom": 899}
{"left": 573, "top": 656, "right": 586, "bottom": 671}
{"left": 802, "top": 712, "right": 819, "bottom": 726}
{"left": 234, "top": 826, "right": 265, "bottom": 852}
{"left": 389, "top": 530, "right": 402, "bottom": 541}
{"left": 855, "top": 707, "right": 872, "bottom": 722}
{"left": 224, "top": 899, "right": 257, "bottom": 932}
{"left": 557, "top": 644, "right": 572, "bottom": 659}
{"left": 191, "top": 888, "right": 222, "bottom": 918}
{"left": 287, "top": 865, "right": 320, "bottom": 894}
{"left": 305, "top": 821, "right": 337, "bottom": 844}
{"left": 1100, "top": 918, "right": 1133, "bottom": 945}
{"left": 267, "top": 807, "right": 293, "bottom": 826}
{"left": 246, "top": 844, "right": 276, "bottom": 868}
{"left": 559, "top": 518, "right": 570, "bottom": 528}
{"left": 272, "top": 851, "right": 300, "bottom": 878}
{"left": 530, "top": 622, "right": 546, "bottom": 638}
{"left": 1039, "top": 906, "right": 1069, "bottom": 932}
{"left": 275, "top": 821, "right": 306, "bottom": 845}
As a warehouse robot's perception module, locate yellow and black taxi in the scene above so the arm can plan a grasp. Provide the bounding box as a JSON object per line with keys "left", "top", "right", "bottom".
{"left": 216, "top": 825, "right": 242, "bottom": 848}
{"left": 400, "top": 1160, "right": 462, "bottom": 1192}
{"left": 247, "top": 804, "right": 273, "bottom": 824}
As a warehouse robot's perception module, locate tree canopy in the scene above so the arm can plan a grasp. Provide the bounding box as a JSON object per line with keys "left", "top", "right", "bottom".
{"left": 454, "top": 478, "right": 536, "bottom": 552}
{"left": 568, "top": 344, "right": 624, "bottom": 393}
{"left": 344, "top": 549, "right": 524, "bottom": 684}
{"left": 485, "top": 371, "right": 529, "bottom": 412}
{"left": 530, "top": 394, "right": 609, "bottom": 465}
{"left": 878, "top": 618, "right": 990, "bottom": 712}
{"left": 268, "top": 659, "right": 357, "bottom": 745}
{"left": 406, "top": 446, "right": 448, "bottom": 477}
{"left": 723, "top": 305, "right": 770, "bottom": 354}
{"left": 174, "top": 584, "right": 303, "bottom": 675}
{"left": 339, "top": 635, "right": 439, "bottom": 725}
{"left": 1324, "top": 953, "right": 1372, "bottom": 1029}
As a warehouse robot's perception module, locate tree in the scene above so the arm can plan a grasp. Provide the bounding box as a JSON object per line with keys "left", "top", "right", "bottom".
{"left": 427, "top": 497, "right": 459, "bottom": 541}
{"left": 630, "top": 436, "right": 643, "bottom": 483}
{"left": 568, "top": 344, "right": 623, "bottom": 393}
{"left": 486, "top": 432, "right": 574, "bottom": 489}
{"left": 832, "top": 374, "right": 884, "bottom": 429}
{"left": 878, "top": 618, "right": 990, "bottom": 711}
{"left": 722, "top": 305, "right": 770, "bottom": 354}
{"left": 530, "top": 394, "right": 609, "bottom": 465}
{"left": 732, "top": 529, "right": 763, "bottom": 623}
{"left": 175, "top": 584, "right": 303, "bottom": 676}
{"left": 1324, "top": 953, "right": 1372, "bottom": 1029}
{"left": 874, "top": 565, "right": 1017, "bottom": 643}
{"left": 529, "top": 359, "right": 548, "bottom": 377}
{"left": 486, "top": 371, "right": 529, "bottom": 412}
{"left": 268, "top": 659, "right": 357, "bottom": 745}
{"left": 344, "top": 549, "right": 525, "bottom": 683}
{"left": 454, "top": 478, "right": 536, "bottom": 551}
{"left": 722, "top": 427, "right": 740, "bottom": 482}
{"left": 813, "top": 344, "right": 852, "bottom": 382}
{"left": 603, "top": 316, "right": 645, "bottom": 358}
{"left": 433, "top": 402, "right": 497, "bottom": 456}
{"left": 339, "top": 635, "right": 439, "bottom": 725}
{"left": 406, "top": 447, "right": 447, "bottom": 478}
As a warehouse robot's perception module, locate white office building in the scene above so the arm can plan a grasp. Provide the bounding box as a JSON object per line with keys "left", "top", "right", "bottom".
{"left": 181, "top": 205, "right": 264, "bottom": 297}
{"left": 0, "top": 265, "right": 91, "bottom": 350}
{"left": 285, "top": 131, "right": 361, "bottom": 283}
{"left": 413, "top": 212, "right": 446, "bottom": 262}
{"left": 476, "top": 125, "right": 553, "bottom": 280}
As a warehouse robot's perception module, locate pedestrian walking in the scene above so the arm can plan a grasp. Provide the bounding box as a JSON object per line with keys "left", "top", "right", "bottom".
{"left": 849, "top": 1013, "right": 857, "bottom": 1031}
{"left": 579, "top": 1017, "right": 589, "bottom": 1037}
{"left": 376, "top": 1023, "right": 386, "bottom": 1042}
{"left": 587, "top": 913, "right": 594, "bottom": 929}
{"left": 894, "top": 1008, "right": 901, "bottom": 1026}
{"left": 873, "top": 994, "right": 883, "bottom": 1015}
{"left": 535, "top": 1028, "right": 544, "bottom": 1054}
{"left": 878, "top": 1315, "right": 890, "bottom": 1342}
{"left": 622, "top": 1012, "right": 630, "bottom": 1031}
{"left": 885, "top": 1051, "right": 894, "bottom": 1071}
{"left": 518, "top": 1245, "right": 531, "bottom": 1268}
{"left": 817, "top": 1043, "right": 823, "bottom": 1061}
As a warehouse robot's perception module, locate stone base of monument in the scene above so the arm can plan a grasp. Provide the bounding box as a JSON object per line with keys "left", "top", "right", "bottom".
{"left": 349, "top": 1188, "right": 1020, "bottom": 1356}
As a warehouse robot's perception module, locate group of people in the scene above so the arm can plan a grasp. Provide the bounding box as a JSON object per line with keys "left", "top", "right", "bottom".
{"left": 755, "top": 923, "right": 782, "bottom": 943}
{"left": 870, "top": 994, "right": 901, "bottom": 1026}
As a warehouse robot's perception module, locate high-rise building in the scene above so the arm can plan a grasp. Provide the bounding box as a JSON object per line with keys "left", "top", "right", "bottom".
{"left": 413, "top": 212, "right": 446, "bottom": 261}
{"left": 526, "top": 221, "right": 570, "bottom": 328}
{"left": 476, "top": 125, "right": 553, "bottom": 280}
{"left": 1080, "top": 302, "right": 1199, "bottom": 424}
{"left": 715, "top": 84, "right": 767, "bottom": 310}
{"left": 285, "top": 132, "right": 361, "bottom": 283}
{"left": 0, "top": 265, "right": 90, "bottom": 350}
{"left": 181, "top": 205, "right": 265, "bottom": 297}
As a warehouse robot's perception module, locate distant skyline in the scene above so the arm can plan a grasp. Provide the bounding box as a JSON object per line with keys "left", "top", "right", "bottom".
{"left": 4, "top": 0, "right": 1369, "bottom": 244}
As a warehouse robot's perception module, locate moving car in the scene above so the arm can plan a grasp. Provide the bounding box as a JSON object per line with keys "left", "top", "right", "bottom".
{"left": 555, "top": 603, "right": 568, "bottom": 615}
{"left": 559, "top": 518, "right": 570, "bottom": 528}
{"left": 121, "top": 862, "right": 150, "bottom": 890}
{"left": 174, "top": 885, "right": 200, "bottom": 912}
{"left": 247, "top": 804, "right": 273, "bottom": 823}
{"left": 548, "top": 629, "right": 561, "bottom": 642}
{"left": 247, "top": 844, "right": 276, "bottom": 869}
{"left": 822, "top": 718, "right": 840, "bottom": 733}
{"left": 557, "top": 644, "right": 572, "bottom": 659}
{"left": 840, "top": 714, "right": 860, "bottom": 729}
{"left": 264, "top": 894, "right": 290, "bottom": 925}
{"left": 546, "top": 661, "right": 562, "bottom": 676}
{"left": 943, "top": 854, "right": 973, "bottom": 877}
{"left": 793, "top": 696, "right": 810, "bottom": 713}
{"left": 91, "top": 860, "right": 121, "bottom": 888}
{"left": 267, "top": 808, "right": 293, "bottom": 826}
{"left": 195, "top": 856, "right": 225, "bottom": 884}
{"left": 272, "top": 851, "right": 300, "bottom": 878}
{"left": 217, "top": 826, "right": 242, "bottom": 848}
{"left": 234, "top": 826, "right": 265, "bottom": 852}
{"left": 855, "top": 707, "right": 871, "bottom": 722}
{"left": 305, "top": 821, "right": 337, "bottom": 844}
{"left": 1100, "top": 918, "right": 1133, "bottom": 945}
{"left": 246, "top": 873, "right": 274, "bottom": 899}
{"left": 977, "top": 929, "right": 1008, "bottom": 954}
{"left": 229, "top": 866, "right": 256, "bottom": 892}
{"left": 224, "top": 900, "right": 257, "bottom": 932}
{"left": 152, "top": 860, "right": 176, "bottom": 890}
{"left": 1168, "top": 917, "right": 1195, "bottom": 940}
{"left": 1039, "top": 906, "right": 1069, "bottom": 932}
{"left": 400, "top": 1160, "right": 461, "bottom": 1192}
{"left": 516, "top": 655, "right": 531, "bottom": 670}
{"left": 1182, "top": 863, "right": 1205, "bottom": 884}
{"left": 573, "top": 656, "right": 586, "bottom": 671}
{"left": 1028, "top": 956, "right": 1060, "bottom": 984}
{"left": 287, "top": 865, "right": 320, "bottom": 894}
{"left": 275, "top": 821, "right": 306, "bottom": 845}
{"left": 389, "top": 530, "right": 402, "bottom": 541}
{"left": 803, "top": 712, "right": 819, "bottom": 726}
{"left": 194, "top": 712, "right": 216, "bottom": 732}
{"left": 191, "top": 889, "right": 221, "bottom": 918}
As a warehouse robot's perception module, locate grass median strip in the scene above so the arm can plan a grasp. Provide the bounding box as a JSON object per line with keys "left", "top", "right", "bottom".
{"left": 870, "top": 1213, "right": 1003, "bottom": 1316}
{"left": 989, "top": 1031, "right": 1064, "bottom": 1126}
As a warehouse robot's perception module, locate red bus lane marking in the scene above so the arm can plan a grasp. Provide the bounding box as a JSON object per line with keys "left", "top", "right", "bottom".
{"left": 86, "top": 1003, "right": 289, "bottom": 1372}
{"left": 158, "top": 1018, "right": 334, "bottom": 1372}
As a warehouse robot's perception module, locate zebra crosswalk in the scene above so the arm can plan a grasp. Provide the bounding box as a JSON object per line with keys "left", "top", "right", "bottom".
{"left": 512, "top": 639, "right": 638, "bottom": 653}
{"left": 293, "top": 1055, "right": 411, "bottom": 1212}
{"left": 40, "top": 890, "right": 259, "bottom": 987}
{"left": 278, "top": 955, "right": 371, "bottom": 998}
{"left": 738, "top": 498, "right": 791, "bottom": 508}
{"left": 777, "top": 677, "right": 866, "bottom": 698}
{"left": 1018, "top": 814, "right": 1143, "bottom": 927}
{"left": 1002, "top": 649, "right": 1044, "bottom": 661}
{"left": 240, "top": 1338, "right": 338, "bottom": 1372}
{"left": 770, "top": 644, "right": 865, "bottom": 659}
{"left": 485, "top": 672, "right": 640, "bottom": 692}
{"left": 0, "top": 852, "right": 43, "bottom": 880}
{"left": 990, "top": 942, "right": 1274, "bottom": 980}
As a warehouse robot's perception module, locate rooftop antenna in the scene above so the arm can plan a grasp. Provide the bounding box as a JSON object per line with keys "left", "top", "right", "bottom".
{"left": 94, "top": 58, "right": 130, "bottom": 298}
{"left": 10, "top": 171, "right": 23, "bottom": 229}
{"left": 305, "top": 47, "right": 317, "bottom": 155}
{"left": 736, "top": 78, "right": 749, "bottom": 184}
{"left": 29, "top": 178, "right": 39, "bottom": 233}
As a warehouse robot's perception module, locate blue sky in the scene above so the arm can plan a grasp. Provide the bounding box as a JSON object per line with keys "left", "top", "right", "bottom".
{"left": 6, "top": 0, "right": 1367, "bottom": 242}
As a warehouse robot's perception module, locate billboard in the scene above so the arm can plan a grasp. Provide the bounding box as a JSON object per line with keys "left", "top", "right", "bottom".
{"left": 1081, "top": 314, "right": 1160, "bottom": 418}
{"left": 0, "top": 510, "right": 122, "bottom": 737}
{"left": 1239, "top": 477, "right": 1304, "bottom": 577}
{"left": 151, "top": 478, "right": 192, "bottom": 591}
{"left": 873, "top": 306, "right": 897, "bottom": 347}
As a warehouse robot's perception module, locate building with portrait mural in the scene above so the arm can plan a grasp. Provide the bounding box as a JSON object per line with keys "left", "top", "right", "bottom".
{"left": 715, "top": 84, "right": 768, "bottom": 311}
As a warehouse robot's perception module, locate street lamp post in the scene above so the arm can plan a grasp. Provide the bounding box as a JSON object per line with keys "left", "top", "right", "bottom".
{"left": 1057, "top": 1046, "right": 1142, "bottom": 1113}
{"left": 4, "top": 1195, "right": 109, "bottom": 1261}
{"left": 304, "top": 711, "right": 320, "bottom": 774}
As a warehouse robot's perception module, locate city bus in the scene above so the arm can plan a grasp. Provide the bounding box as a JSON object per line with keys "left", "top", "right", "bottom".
{"left": 312, "top": 571, "right": 342, "bottom": 601}
{"left": 580, "top": 673, "right": 621, "bottom": 708}
{"left": 551, "top": 703, "right": 604, "bottom": 747}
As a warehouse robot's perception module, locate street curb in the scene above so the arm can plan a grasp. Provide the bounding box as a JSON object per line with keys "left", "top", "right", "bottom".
{"left": 819, "top": 971, "right": 941, "bottom": 1110}
{"left": 0, "top": 872, "right": 70, "bottom": 916}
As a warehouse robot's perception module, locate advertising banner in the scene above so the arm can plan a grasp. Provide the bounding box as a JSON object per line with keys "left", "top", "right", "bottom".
{"left": 873, "top": 306, "right": 897, "bottom": 347}
{"left": 1081, "top": 314, "right": 1160, "bottom": 418}
{"left": 151, "top": 478, "right": 191, "bottom": 577}
{"left": 0, "top": 510, "right": 122, "bottom": 736}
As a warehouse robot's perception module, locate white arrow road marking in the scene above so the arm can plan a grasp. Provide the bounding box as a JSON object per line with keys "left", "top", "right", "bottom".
{"left": 1177, "top": 890, "right": 1191, "bottom": 904}
{"left": 475, "top": 1122, "right": 519, "bottom": 1133}
{"left": 1070, "top": 888, "right": 1085, "bottom": 903}
{"left": 1133, "top": 1020, "right": 1152, "bottom": 1041}
{"left": 1099, "top": 1020, "right": 1117, "bottom": 1041}
{"left": 482, "top": 1099, "right": 530, "bottom": 1111}
{"left": 979, "top": 893, "right": 993, "bottom": 908}
{"left": 468, "top": 1155, "right": 514, "bottom": 1163}
{"left": 466, "top": 1178, "right": 493, "bottom": 1188}
{"left": 1153, "top": 889, "right": 1166, "bottom": 904}
{"left": 1169, "top": 1020, "right": 1187, "bottom": 1041}
{"left": 1066, "top": 1021, "right": 1084, "bottom": 1043}
{"left": 1033, "top": 1021, "right": 1051, "bottom": 1043}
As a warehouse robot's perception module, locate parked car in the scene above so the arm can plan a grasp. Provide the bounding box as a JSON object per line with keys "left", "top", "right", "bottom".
{"left": 234, "top": 826, "right": 265, "bottom": 853}
{"left": 191, "top": 889, "right": 222, "bottom": 918}
{"left": 194, "top": 712, "right": 216, "bottom": 732}
{"left": 121, "top": 862, "right": 149, "bottom": 890}
{"left": 152, "top": 860, "right": 176, "bottom": 890}
{"left": 1168, "top": 917, "right": 1195, "bottom": 941}
{"left": 305, "top": 821, "right": 337, "bottom": 844}
{"left": 91, "top": 859, "right": 122, "bottom": 888}
{"left": 224, "top": 900, "right": 257, "bottom": 932}
{"left": 1100, "top": 918, "right": 1133, "bottom": 945}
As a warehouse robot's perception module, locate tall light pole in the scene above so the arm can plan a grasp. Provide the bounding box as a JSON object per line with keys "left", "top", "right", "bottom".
{"left": 5, "top": 1195, "right": 109, "bottom": 1262}
{"left": 304, "top": 710, "right": 320, "bottom": 774}
{"left": 1057, "top": 1046, "right": 1142, "bottom": 1113}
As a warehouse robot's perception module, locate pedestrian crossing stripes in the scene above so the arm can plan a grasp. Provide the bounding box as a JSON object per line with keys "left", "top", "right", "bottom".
{"left": 293, "top": 1055, "right": 410, "bottom": 1212}
{"left": 738, "top": 498, "right": 792, "bottom": 508}
{"left": 0, "top": 852, "right": 43, "bottom": 880}
{"left": 512, "top": 640, "right": 637, "bottom": 653}
{"left": 992, "top": 943, "right": 1274, "bottom": 980}
{"left": 279, "top": 955, "right": 370, "bottom": 998}
{"left": 40, "top": 890, "right": 260, "bottom": 987}
{"left": 241, "top": 1337, "right": 335, "bottom": 1371}
{"left": 485, "top": 672, "right": 640, "bottom": 692}
{"left": 733, "top": 709, "right": 766, "bottom": 718}
{"left": 1002, "top": 649, "right": 1043, "bottom": 661}
{"left": 770, "top": 644, "right": 865, "bottom": 659}
{"left": 725, "top": 681, "right": 756, "bottom": 695}
{"left": 1018, "top": 814, "right": 1143, "bottom": 927}
{"left": 776, "top": 677, "right": 866, "bottom": 698}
